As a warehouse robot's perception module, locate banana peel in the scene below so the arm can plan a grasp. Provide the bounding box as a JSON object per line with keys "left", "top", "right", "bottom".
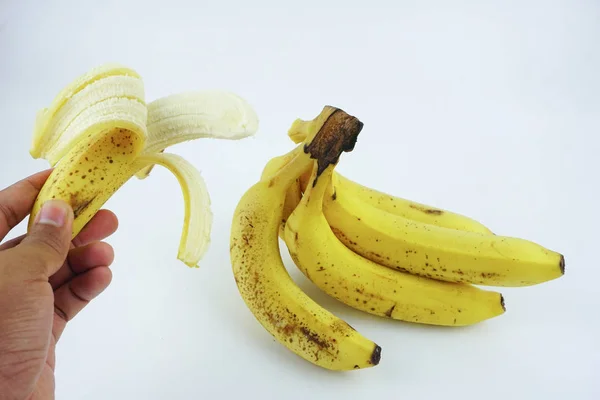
{"left": 28, "top": 63, "right": 259, "bottom": 267}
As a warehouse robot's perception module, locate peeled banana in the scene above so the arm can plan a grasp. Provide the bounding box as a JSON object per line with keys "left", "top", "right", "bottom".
{"left": 230, "top": 106, "right": 381, "bottom": 370}
{"left": 28, "top": 63, "right": 258, "bottom": 267}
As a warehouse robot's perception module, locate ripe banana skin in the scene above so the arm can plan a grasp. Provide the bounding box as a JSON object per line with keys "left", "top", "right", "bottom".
{"left": 27, "top": 63, "right": 258, "bottom": 267}
{"left": 287, "top": 110, "right": 564, "bottom": 287}
{"left": 259, "top": 149, "right": 302, "bottom": 237}
{"left": 322, "top": 181, "right": 565, "bottom": 287}
{"left": 231, "top": 106, "right": 381, "bottom": 371}
{"left": 30, "top": 127, "right": 145, "bottom": 237}
{"left": 288, "top": 119, "right": 493, "bottom": 234}
{"left": 283, "top": 162, "right": 506, "bottom": 327}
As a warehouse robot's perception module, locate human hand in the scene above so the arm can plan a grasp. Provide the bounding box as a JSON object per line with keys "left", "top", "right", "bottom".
{"left": 0, "top": 170, "right": 118, "bottom": 400}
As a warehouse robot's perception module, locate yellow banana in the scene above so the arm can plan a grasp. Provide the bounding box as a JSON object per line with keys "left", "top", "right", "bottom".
{"left": 28, "top": 63, "right": 258, "bottom": 267}
{"left": 231, "top": 106, "right": 381, "bottom": 371}
{"left": 322, "top": 179, "right": 564, "bottom": 287}
{"left": 288, "top": 117, "right": 492, "bottom": 234}
{"left": 259, "top": 150, "right": 302, "bottom": 237}
{"left": 283, "top": 161, "right": 506, "bottom": 327}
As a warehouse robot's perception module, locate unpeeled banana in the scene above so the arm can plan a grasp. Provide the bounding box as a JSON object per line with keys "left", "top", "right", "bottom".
{"left": 28, "top": 63, "right": 258, "bottom": 267}
{"left": 230, "top": 106, "right": 381, "bottom": 371}
{"left": 283, "top": 162, "right": 505, "bottom": 326}
{"left": 286, "top": 113, "right": 565, "bottom": 287}
{"left": 231, "top": 104, "right": 565, "bottom": 370}
{"left": 321, "top": 186, "right": 563, "bottom": 286}
{"left": 259, "top": 149, "right": 302, "bottom": 237}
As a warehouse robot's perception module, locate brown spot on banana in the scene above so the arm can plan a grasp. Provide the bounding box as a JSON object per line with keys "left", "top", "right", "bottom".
{"left": 300, "top": 327, "right": 331, "bottom": 350}
{"left": 282, "top": 324, "right": 296, "bottom": 335}
{"left": 409, "top": 203, "right": 444, "bottom": 215}
{"left": 384, "top": 304, "right": 396, "bottom": 318}
{"left": 71, "top": 194, "right": 98, "bottom": 218}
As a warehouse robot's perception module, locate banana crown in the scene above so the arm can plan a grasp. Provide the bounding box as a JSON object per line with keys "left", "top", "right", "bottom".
{"left": 232, "top": 102, "right": 565, "bottom": 370}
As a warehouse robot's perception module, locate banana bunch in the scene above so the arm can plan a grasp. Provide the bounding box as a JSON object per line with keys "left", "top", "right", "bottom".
{"left": 28, "top": 63, "right": 259, "bottom": 267}
{"left": 231, "top": 105, "right": 565, "bottom": 371}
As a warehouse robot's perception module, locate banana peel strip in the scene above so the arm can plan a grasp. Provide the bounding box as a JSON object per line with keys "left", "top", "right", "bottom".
{"left": 31, "top": 63, "right": 143, "bottom": 160}
{"left": 134, "top": 153, "right": 212, "bottom": 267}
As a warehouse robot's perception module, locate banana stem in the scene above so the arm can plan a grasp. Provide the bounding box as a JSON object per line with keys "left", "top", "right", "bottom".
{"left": 302, "top": 163, "right": 335, "bottom": 214}
{"left": 269, "top": 106, "right": 363, "bottom": 195}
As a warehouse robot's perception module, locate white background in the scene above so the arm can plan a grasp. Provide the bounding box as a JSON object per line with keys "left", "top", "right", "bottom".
{"left": 1, "top": 0, "right": 598, "bottom": 399}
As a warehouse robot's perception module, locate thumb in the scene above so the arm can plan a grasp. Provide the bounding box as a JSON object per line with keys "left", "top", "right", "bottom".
{"left": 17, "top": 199, "right": 74, "bottom": 278}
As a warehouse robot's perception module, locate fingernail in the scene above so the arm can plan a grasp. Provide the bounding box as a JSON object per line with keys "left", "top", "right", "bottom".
{"left": 36, "top": 200, "right": 70, "bottom": 227}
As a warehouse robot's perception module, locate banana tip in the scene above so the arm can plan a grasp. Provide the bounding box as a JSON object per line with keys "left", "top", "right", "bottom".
{"left": 500, "top": 294, "right": 506, "bottom": 312}
{"left": 559, "top": 254, "right": 565, "bottom": 275}
{"left": 370, "top": 344, "right": 382, "bottom": 366}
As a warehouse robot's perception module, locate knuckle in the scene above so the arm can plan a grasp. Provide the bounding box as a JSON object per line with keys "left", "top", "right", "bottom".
{"left": 54, "top": 304, "right": 69, "bottom": 322}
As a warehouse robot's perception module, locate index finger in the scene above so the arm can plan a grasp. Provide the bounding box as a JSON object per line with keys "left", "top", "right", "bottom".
{"left": 0, "top": 169, "right": 53, "bottom": 240}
